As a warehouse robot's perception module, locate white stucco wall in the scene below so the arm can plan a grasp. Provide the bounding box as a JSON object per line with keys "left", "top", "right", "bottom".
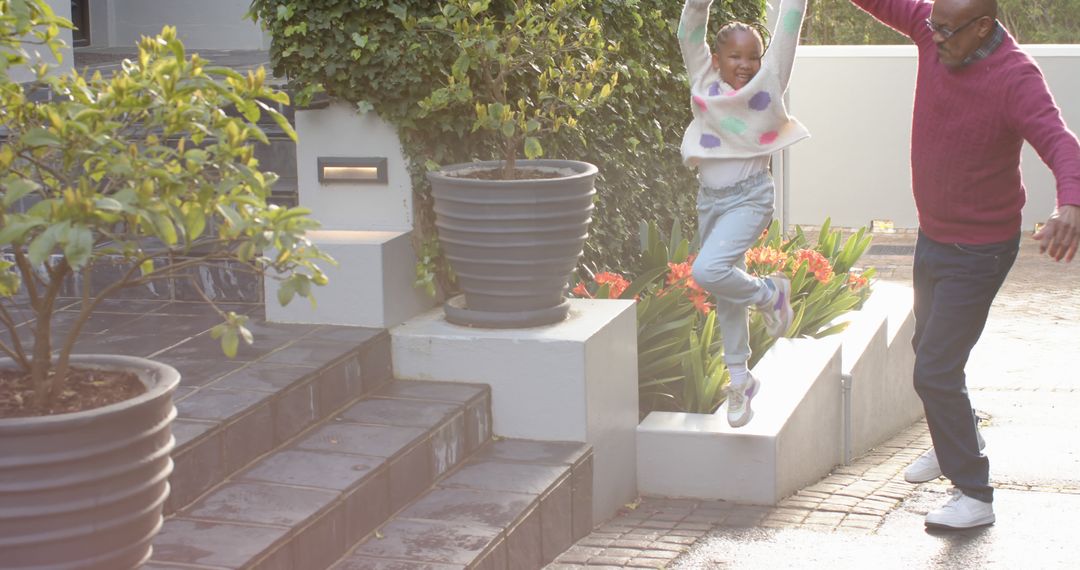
{"left": 9, "top": 0, "right": 74, "bottom": 83}
{"left": 786, "top": 45, "right": 1080, "bottom": 231}
{"left": 90, "top": 0, "right": 267, "bottom": 49}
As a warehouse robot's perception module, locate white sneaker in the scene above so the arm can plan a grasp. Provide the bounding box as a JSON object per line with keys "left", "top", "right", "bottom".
{"left": 758, "top": 276, "right": 793, "bottom": 338}
{"left": 904, "top": 429, "right": 986, "bottom": 483}
{"left": 727, "top": 375, "right": 760, "bottom": 428}
{"left": 925, "top": 487, "right": 995, "bottom": 529}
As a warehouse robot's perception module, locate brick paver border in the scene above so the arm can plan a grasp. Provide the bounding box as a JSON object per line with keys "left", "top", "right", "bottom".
{"left": 547, "top": 422, "right": 933, "bottom": 569}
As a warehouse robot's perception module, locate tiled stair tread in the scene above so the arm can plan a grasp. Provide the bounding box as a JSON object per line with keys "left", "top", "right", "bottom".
{"left": 151, "top": 380, "right": 493, "bottom": 570}
{"left": 333, "top": 439, "right": 594, "bottom": 570}
{"left": 164, "top": 327, "right": 392, "bottom": 513}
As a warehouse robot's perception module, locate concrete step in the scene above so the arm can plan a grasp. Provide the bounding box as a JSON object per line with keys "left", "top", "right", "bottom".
{"left": 148, "top": 379, "right": 493, "bottom": 569}
{"left": 165, "top": 326, "right": 393, "bottom": 514}
{"left": 333, "top": 439, "right": 593, "bottom": 570}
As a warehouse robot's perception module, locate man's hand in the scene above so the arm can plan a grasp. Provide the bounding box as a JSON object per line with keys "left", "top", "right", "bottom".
{"left": 1033, "top": 204, "right": 1080, "bottom": 262}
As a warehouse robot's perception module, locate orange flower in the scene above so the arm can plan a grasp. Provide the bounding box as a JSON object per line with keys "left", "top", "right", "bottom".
{"left": 667, "top": 255, "right": 706, "bottom": 294}
{"left": 666, "top": 261, "right": 693, "bottom": 285}
{"left": 791, "top": 249, "right": 834, "bottom": 283}
{"left": 571, "top": 281, "right": 593, "bottom": 299}
{"left": 688, "top": 290, "right": 714, "bottom": 314}
{"left": 661, "top": 257, "right": 712, "bottom": 312}
{"left": 594, "top": 272, "right": 630, "bottom": 299}
{"left": 847, "top": 272, "right": 869, "bottom": 291}
{"left": 745, "top": 246, "right": 788, "bottom": 276}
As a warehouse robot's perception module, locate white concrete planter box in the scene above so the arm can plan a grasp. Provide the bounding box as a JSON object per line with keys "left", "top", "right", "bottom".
{"left": 391, "top": 299, "right": 640, "bottom": 524}
{"left": 637, "top": 282, "right": 921, "bottom": 505}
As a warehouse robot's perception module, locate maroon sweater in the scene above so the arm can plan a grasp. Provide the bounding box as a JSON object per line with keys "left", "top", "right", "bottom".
{"left": 852, "top": 0, "right": 1080, "bottom": 244}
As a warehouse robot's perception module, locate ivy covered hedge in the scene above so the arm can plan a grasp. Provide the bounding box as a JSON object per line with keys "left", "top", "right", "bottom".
{"left": 249, "top": 0, "right": 767, "bottom": 273}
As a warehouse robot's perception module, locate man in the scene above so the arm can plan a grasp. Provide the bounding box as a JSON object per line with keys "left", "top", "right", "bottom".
{"left": 849, "top": 0, "right": 1080, "bottom": 529}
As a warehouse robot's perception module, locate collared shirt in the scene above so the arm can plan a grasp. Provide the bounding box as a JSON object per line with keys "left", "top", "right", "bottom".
{"left": 961, "top": 21, "right": 1005, "bottom": 67}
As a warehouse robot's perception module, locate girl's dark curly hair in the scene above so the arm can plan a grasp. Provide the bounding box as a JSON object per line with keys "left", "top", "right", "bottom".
{"left": 715, "top": 20, "right": 771, "bottom": 52}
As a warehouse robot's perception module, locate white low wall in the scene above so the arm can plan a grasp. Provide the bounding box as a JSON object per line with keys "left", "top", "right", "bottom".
{"left": 838, "top": 282, "right": 922, "bottom": 461}
{"left": 787, "top": 45, "right": 1080, "bottom": 231}
{"left": 637, "top": 282, "right": 921, "bottom": 505}
{"left": 87, "top": 0, "right": 267, "bottom": 49}
{"left": 14, "top": 0, "right": 74, "bottom": 83}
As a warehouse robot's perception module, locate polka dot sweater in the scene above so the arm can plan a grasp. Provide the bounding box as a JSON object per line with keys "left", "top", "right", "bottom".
{"left": 854, "top": 0, "right": 1080, "bottom": 244}
{"left": 678, "top": 0, "right": 810, "bottom": 164}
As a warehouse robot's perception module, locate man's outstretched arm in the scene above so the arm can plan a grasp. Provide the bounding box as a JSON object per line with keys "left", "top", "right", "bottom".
{"left": 1010, "top": 69, "right": 1080, "bottom": 263}
{"left": 849, "top": 0, "right": 930, "bottom": 40}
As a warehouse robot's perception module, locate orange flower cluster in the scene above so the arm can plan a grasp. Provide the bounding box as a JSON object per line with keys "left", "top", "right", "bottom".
{"left": 847, "top": 272, "right": 869, "bottom": 291}
{"left": 790, "top": 249, "right": 834, "bottom": 283}
{"left": 571, "top": 271, "right": 630, "bottom": 299}
{"left": 745, "top": 246, "right": 788, "bottom": 276}
{"left": 665, "top": 255, "right": 712, "bottom": 314}
{"left": 595, "top": 272, "right": 630, "bottom": 298}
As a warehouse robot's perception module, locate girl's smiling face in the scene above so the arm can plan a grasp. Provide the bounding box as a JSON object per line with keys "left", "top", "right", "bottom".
{"left": 711, "top": 30, "right": 763, "bottom": 90}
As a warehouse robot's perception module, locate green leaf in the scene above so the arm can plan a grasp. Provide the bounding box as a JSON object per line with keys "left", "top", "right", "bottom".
{"left": 0, "top": 263, "right": 22, "bottom": 297}
{"left": 27, "top": 225, "right": 60, "bottom": 265}
{"left": 184, "top": 149, "right": 208, "bottom": 164}
{"left": 524, "top": 137, "right": 543, "bottom": 160}
{"left": 388, "top": 4, "right": 408, "bottom": 21}
{"left": 21, "top": 128, "right": 61, "bottom": 147}
{"left": 277, "top": 279, "right": 296, "bottom": 306}
{"left": 0, "top": 219, "right": 43, "bottom": 246}
{"left": 183, "top": 206, "right": 207, "bottom": 241}
{"left": 63, "top": 226, "right": 93, "bottom": 269}
{"left": 94, "top": 197, "right": 124, "bottom": 212}
{"left": 148, "top": 212, "right": 178, "bottom": 245}
{"left": 221, "top": 328, "right": 239, "bottom": 358}
{"left": 2, "top": 178, "right": 42, "bottom": 207}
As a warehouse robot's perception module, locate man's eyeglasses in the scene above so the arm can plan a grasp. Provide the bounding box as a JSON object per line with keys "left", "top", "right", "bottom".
{"left": 924, "top": 16, "right": 985, "bottom": 41}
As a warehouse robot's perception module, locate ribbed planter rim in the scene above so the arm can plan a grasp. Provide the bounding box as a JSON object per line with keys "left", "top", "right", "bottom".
{"left": 429, "top": 159, "right": 599, "bottom": 185}
{"left": 0, "top": 355, "right": 180, "bottom": 431}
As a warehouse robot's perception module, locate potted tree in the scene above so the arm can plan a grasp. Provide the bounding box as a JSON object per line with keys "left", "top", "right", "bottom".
{"left": 0, "top": 2, "right": 328, "bottom": 567}
{"left": 412, "top": 0, "right": 619, "bottom": 327}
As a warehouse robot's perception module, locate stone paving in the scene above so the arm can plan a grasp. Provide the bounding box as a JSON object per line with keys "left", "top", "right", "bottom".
{"left": 549, "top": 229, "right": 1080, "bottom": 569}
{"left": 548, "top": 422, "right": 934, "bottom": 568}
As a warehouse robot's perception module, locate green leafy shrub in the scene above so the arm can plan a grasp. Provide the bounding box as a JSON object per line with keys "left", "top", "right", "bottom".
{"left": 1, "top": 1, "right": 329, "bottom": 413}
{"left": 411, "top": 0, "right": 617, "bottom": 178}
{"left": 573, "top": 219, "right": 874, "bottom": 415}
{"left": 248, "top": 0, "right": 767, "bottom": 286}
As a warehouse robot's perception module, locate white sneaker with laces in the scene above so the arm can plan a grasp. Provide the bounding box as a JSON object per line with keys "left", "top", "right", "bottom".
{"left": 726, "top": 375, "right": 760, "bottom": 428}
{"left": 925, "top": 487, "right": 995, "bottom": 529}
{"left": 904, "top": 428, "right": 986, "bottom": 483}
{"left": 758, "top": 276, "right": 793, "bottom": 338}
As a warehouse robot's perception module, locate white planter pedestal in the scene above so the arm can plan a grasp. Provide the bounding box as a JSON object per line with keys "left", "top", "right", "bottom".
{"left": 391, "top": 299, "right": 640, "bottom": 523}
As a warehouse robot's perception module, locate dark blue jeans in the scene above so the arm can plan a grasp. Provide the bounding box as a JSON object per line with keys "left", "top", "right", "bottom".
{"left": 911, "top": 231, "right": 1020, "bottom": 503}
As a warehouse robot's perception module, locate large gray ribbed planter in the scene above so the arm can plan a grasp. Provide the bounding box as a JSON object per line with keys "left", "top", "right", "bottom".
{"left": 0, "top": 355, "right": 179, "bottom": 570}
{"left": 428, "top": 159, "right": 598, "bottom": 328}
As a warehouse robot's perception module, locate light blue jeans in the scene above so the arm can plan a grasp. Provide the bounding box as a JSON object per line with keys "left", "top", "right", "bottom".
{"left": 690, "top": 171, "right": 775, "bottom": 366}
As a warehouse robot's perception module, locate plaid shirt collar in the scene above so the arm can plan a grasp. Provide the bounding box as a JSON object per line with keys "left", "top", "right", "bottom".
{"left": 961, "top": 21, "right": 1005, "bottom": 67}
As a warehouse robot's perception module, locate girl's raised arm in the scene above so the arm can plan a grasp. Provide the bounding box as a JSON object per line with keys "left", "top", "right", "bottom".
{"left": 678, "top": 0, "right": 715, "bottom": 83}
{"left": 766, "top": 0, "right": 809, "bottom": 91}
